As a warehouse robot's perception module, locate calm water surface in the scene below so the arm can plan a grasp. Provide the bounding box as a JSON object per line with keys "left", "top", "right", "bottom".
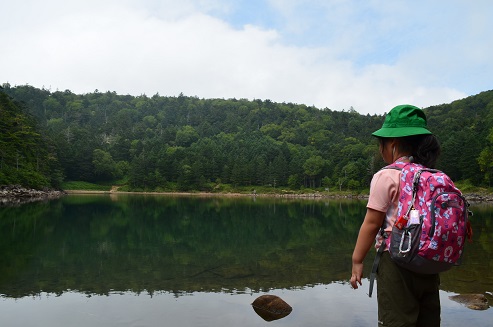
{"left": 0, "top": 194, "right": 492, "bottom": 326}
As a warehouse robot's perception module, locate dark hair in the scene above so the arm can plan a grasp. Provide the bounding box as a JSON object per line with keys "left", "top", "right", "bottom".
{"left": 378, "top": 134, "right": 441, "bottom": 168}
{"left": 398, "top": 134, "right": 441, "bottom": 168}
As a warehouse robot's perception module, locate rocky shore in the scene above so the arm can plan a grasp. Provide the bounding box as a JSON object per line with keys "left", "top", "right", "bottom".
{"left": 463, "top": 193, "right": 493, "bottom": 204}
{"left": 0, "top": 185, "right": 66, "bottom": 206}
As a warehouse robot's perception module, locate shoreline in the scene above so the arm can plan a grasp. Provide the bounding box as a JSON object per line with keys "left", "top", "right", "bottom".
{"left": 64, "top": 189, "right": 493, "bottom": 204}
{"left": 2, "top": 185, "right": 492, "bottom": 206}
{"left": 64, "top": 189, "right": 369, "bottom": 200}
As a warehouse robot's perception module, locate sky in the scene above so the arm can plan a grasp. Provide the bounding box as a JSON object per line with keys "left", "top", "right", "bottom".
{"left": 1, "top": 0, "right": 492, "bottom": 115}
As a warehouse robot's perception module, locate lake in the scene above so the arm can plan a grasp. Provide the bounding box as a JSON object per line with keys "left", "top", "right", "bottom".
{"left": 1, "top": 194, "right": 492, "bottom": 326}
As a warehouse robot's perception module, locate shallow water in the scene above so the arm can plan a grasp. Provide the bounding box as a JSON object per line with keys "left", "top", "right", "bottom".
{"left": 0, "top": 195, "right": 492, "bottom": 326}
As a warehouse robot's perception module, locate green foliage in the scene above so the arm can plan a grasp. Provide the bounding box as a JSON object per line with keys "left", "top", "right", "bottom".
{"left": 477, "top": 127, "right": 493, "bottom": 186}
{"left": 92, "top": 149, "right": 117, "bottom": 180}
{"left": 3, "top": 83, "right": 493, "bottom": 191}
{"left": 303, "top": 155, "right": 325, "bottom": 188}
{"left": 0, "top": 89, "right": 63, "bottom": 188}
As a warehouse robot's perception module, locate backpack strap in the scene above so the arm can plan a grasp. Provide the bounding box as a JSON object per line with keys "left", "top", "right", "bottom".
{"left": 368, "top": 232, "right": 387, "bottom": 297}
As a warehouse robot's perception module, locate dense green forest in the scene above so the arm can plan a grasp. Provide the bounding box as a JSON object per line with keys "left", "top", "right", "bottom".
{"left": 1, "top": 83, "right": 493, "bottom": 192}
{"left": 0, "top": 90, "right": 63, "bottom": 188}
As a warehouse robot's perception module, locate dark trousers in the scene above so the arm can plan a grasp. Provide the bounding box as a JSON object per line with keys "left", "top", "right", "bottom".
{"left": 377, "top": 251, "right": 441, "bottom": 327}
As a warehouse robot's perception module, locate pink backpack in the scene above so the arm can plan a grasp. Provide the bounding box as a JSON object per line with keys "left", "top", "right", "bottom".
{"left": 368, "top": 160, "right": 472, "bottom": 297}
{"left": 385, "top": 161, "right": 471, "bottom": 273}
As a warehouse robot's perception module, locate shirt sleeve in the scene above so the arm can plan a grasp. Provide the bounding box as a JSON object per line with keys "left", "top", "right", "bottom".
{"left": 367, "top": 169, "right": 400, "bottom": 213}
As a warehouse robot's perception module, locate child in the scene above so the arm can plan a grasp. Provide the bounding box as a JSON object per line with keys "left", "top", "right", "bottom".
{"left": 350, "top": 104, "right": 441, "bottom": 326}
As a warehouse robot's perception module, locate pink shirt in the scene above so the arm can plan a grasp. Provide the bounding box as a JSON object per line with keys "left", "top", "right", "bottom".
{"left": 366, "top": 168, "right": 401, "bottom": 249}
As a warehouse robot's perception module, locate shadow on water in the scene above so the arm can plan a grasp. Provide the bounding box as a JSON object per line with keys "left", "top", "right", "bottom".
{"left": 0, "top": 195, "right": 492, "bottom": 326}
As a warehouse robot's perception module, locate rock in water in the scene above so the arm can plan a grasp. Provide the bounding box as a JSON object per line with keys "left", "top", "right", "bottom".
{"left": 251, "top": 294, "right": 292, "bottom": 321}
{"left": 449, "top": 293, "right": 489, "bottom": 310}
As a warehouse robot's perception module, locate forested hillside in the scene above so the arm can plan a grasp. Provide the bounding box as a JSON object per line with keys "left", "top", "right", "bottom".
{"left": 0, "top": 89, "right": 63, "bottom": 189}
{"left": 2, "top": 83, "right": 493, "bottom": 192}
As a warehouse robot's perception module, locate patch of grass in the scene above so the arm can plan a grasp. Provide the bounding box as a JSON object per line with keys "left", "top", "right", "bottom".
{"left": 455, "top": 180, "right": 491, "bottom": 194}
{"left": 61, "top": 181, "right": 112, "bottom": 191}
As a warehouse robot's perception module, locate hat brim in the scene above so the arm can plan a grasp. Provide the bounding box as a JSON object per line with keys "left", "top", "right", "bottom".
{"left": 372, "top": 126, "right": 432, "bottom": 138}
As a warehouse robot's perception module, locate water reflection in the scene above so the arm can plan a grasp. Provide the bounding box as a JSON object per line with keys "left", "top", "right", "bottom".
{"left": 1, "top": 195, "right": 370, "bottom": 297}
{"left": 1, "top": 285, "right": 491, "bottom": 327}
{"left": 0, "top": 195, "right": 492, "bottom": 326}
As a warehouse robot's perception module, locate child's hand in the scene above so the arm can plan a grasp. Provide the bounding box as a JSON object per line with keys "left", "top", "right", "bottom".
{"left": 350, "top": 263, "right": 363, "bottom": 289}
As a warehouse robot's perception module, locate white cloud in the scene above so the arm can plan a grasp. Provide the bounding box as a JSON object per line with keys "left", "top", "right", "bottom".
{"left": 1, "top": 0, "right": 491, "bottom": 115}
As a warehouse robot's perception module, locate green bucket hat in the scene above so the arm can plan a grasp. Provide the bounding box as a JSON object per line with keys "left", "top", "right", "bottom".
{"left": 372, "top": 104, "right": 432, "bottom": 138}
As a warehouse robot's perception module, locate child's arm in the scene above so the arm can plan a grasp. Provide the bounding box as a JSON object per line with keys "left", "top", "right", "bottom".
{"left": 350, "top": 208, "right": 385, "bottom": 289}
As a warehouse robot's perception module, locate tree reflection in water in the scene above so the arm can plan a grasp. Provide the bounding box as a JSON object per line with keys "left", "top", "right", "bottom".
{"left": 0, "top": 195, "right": 491, "bottom": 326}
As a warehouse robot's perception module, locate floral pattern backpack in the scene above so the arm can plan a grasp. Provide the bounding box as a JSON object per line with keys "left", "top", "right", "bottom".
{"left": 368, "top": 159, "right": 472, "bottom": 297}
{"left": 384, "top": 160, "right": 472, "bottom": 273}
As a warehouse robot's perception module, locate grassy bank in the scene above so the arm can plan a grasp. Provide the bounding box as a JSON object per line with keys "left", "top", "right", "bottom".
{"left": 61, "top": 180, "right": 493, "bottom": 201}
{"left": 61, "top": 181, "right": 112, "bottom": 192}
{"left": 61, "top": 181, "right": 367, "bottom": 197}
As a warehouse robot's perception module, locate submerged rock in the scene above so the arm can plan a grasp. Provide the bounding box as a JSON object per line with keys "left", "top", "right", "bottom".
{"left": 251, "top": 294, "right": 292, "bottom": 321}
{"left": 449, "top": 293, "right": 489, "bottom": 310}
